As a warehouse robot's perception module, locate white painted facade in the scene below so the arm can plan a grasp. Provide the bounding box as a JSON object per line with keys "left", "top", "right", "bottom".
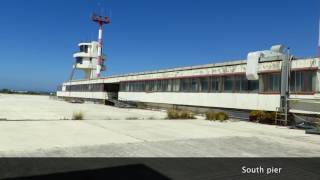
{"left": 56, "top": 91, "right": 108, "bottom": 100}
{"left": 57, "top": 57, "right": 320, "bottom": 114}
{"left": 119, "top": 92, "right": 280, "bottom": 111}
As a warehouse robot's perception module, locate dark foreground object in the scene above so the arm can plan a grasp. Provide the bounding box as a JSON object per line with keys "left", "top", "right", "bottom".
{"left": 0, "top": 158, "right": 319, "bottom": 180}
{"left": 6, "top": 164, "right": 169, "bottom": 180}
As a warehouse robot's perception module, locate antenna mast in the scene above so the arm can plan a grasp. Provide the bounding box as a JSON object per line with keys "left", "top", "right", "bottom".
{"left": 92, "top": 13, "right": 111, "bottom": 77}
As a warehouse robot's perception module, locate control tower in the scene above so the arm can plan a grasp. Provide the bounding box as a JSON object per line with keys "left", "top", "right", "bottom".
{"left": 72, "top": 41, "right": 106, "bottom": 79}
{"left": 70, "top": 14, "right": 110, "bottom": 80}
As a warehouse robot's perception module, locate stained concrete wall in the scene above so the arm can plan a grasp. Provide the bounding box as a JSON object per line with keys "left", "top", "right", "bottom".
{"left": 119, "top": 92, "right": 280, "bottom": 111}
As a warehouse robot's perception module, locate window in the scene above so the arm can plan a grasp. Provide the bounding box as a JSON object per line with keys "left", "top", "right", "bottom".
{"left": 145, "top": 81, "right": 152, "bottom": 91}
{"left": 91, "top": 84, "right": 102, "bottom": 91}
{"left": 120, "top": 83, "right": 125, "bottom": 91}
{"left": 125, "top": 83, "right": 129, "bottom": 92}
{"left": 305, "top": 71, "right": 314, "bottom": 92}
{"left": 66, "top": 84, "right": 105, "bottom": 92}
{"left": 262, "top": 73, "right": 280, "bottom": 93}
{"left": 140, "top": 81, "right": 146, "bottom": 92}
{"left": 167, "top": 79, "right": 173, "bottom": 91}
{"left": 180, "top": 78, "right": 191, "bottom": 92}
{"left": 153, "top": 80, "right": 159, "bottom": 92}
{"left": 80, "top": 45, "right": 89, "bottom": 53}
{"left": 160, "top": 79, "right": 172, "bottom": 92}
{"left": 128, "top": 83, "right": 132, "bottom": 92}
{"left": 172, "top": 79, "right": 180, "bottom": 92}
{"left": 290, "top": 71, "right": 314, "bottom": 93}
{"left": 199, "top": 77, "right": 209, "bottom": 92}
{"left": 248, "top": 80, "right": 259, "bottom": 92}
{"left": 223, "top": 76, "right": 233, "bottom": 92}
{"left": 190, "top": 78, "right": 199, "bottom": 92}
{"left": 210, "top": 77, "right": 220, "bottom": 92}
{"left": 234, "top": 75, "right": 248, "bottom": 92}
{"left": 117, "top": 74, "right": 261, "bottom": 93}
{"left": 76, "top": 57, "right": 83, "bottom": 64}
{"left": 150, "top": 80, "right": 156, "bottom": 91}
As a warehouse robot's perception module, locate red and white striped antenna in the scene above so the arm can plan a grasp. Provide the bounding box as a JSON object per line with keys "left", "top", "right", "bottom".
{"left": 92, "top": 13, "right": 110, "bottom": 77}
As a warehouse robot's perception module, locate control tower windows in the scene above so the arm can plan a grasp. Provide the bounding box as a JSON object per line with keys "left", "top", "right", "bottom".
{"left": 76, "top": 57, "right": 83, "bottom": 64}
{"left": 80, "top": 45, "right": 89, "bottom": 53}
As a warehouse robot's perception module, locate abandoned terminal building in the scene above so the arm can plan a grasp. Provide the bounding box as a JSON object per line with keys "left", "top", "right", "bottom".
{"left": 56, "top": 43, "right": 320, "bottom": 119}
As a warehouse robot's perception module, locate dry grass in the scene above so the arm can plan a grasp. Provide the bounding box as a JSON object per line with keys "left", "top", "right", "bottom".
{"left": 167, "top": 109, "right": 196, "bottom": 119}
{"left": 249, "top": 110, "right": 276, "bottom": 124}
{"left": 137, "top": 102, "right": 147, "bottom": 109}
{"left": 205, "top": 111, "right": 229, "bottom": 121}
{"left": 72, "top": 111, "right": 84, "bottom": 120}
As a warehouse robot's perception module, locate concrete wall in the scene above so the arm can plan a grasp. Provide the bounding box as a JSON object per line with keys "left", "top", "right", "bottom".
{"left": 56, "top": 91, "right": 108, "bottom": 100}
{"left": 289, "top": 99, "right": 320, "bottom": 115}
{"left": 119, "top": 92, "right": 280, "bottom": 111}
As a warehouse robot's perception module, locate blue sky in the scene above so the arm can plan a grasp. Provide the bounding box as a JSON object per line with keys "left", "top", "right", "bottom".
{"left": 0, "top": 0, "right": 319, "bottom": 91}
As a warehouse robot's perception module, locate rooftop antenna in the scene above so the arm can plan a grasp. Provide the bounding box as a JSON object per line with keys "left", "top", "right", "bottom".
{"left": 92, "top": 11, "right": 111, "bottom": 77}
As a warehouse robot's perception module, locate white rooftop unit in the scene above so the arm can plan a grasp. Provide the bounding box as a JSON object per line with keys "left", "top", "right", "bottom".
{"left": 246, "top": 44, "right": 286, "bottom": 80}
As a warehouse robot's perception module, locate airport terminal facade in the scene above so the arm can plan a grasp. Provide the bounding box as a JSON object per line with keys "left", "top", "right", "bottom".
{"left": 57, "top": 55, "right": 320, "bottom": 115}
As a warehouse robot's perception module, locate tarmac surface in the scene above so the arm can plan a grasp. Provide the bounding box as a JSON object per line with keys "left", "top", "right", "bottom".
{"left": 0, "top": 93, "right": 319, "bottom": 157}
{"left": 0, "top": 119, "right": 320, "bottom": 157}
{"left": 0, "top": 94, "right": 166, "bottom": 120}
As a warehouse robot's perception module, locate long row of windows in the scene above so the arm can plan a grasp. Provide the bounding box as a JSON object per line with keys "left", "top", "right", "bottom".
{"left": 66, "top": 84, "right": 104, "bottom": 92}
{"left": 120, "top": 71, "right": 316, "bottom": 94}
{"left": 120, "top": 75, "right": 260, "bottom": 93}
{"left": 62, "top": 71, "right": 315, "bottom": 94}
{"left": 65, "top": 83, "right": 119, "bottom": 92}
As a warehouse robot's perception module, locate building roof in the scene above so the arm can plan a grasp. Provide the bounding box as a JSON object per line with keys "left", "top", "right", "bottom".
{"left": 68, "top": 56, "right": 318, "bottom": 82}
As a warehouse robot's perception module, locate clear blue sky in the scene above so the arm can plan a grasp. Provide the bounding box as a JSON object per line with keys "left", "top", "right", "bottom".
{"left": 0, "top": 0, "right": 319, "bottom": 91}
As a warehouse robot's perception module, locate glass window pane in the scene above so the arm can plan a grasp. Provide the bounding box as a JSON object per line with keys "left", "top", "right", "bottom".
{"left": 248, "top": 80, "right": 259, "bottom": 92}
{"left": 200, "top": 77, "right": 209, "bottom": 92}
{"left": 304, "top": 71, "right": 313, "bottom": 92}
{"left": 151, "top": 81, "right": 156, "bottom": 91}
{"left": 211, "top": 77, "right": 220, "bottom": 92}
{"left": 290, "top": 71, "right": 296, "bottom": 92}
{"left": 296, "top": 72, "right": 302, "bottom": 92}
{"left": 262, "top": 73, "right": 280, "bottom": 93}
{"left": 167, "top": 79, "right": 172, "bottom": 91}
{"left": 191, "top": 78, "right": 199, "bottom": 92}
{"left": 234, "top": 76, "right": 242, "bottom": 92}
{"left": 223, "top": 76, "right": 233, "bottom": 92}
{"left": 274, "top": 74, "right": 280, "bottom": 92}
{"left": 181, "top": 78, "right": 191, "bottom": 92}
{"left": 173, "top": 79, "right": 180, "bottom": 92}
